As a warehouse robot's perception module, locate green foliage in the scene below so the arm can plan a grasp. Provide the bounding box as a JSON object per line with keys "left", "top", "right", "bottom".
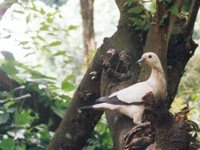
{"left": 0, "top": 1, "right": 78, "bottom": 148}
{"left": 160, "top": 6, "right": 179, "bottom": 25}
{"left": 61, "top": 76, "right": 75, "bottom": 92}
{"left": 168, "top": 6, "right": 179, "bottom": 16}
{"left": 83, "top": 115, "right": 113, "bottom": 150}
{"left": 14, "top": 109, "right": 36, "bottom": 128}
{"left": 181, "top": 0, "right": 191, "bottom": 12}
{"left": 51, "top": 97, "right": 69, "bottom": 118}
{"left": 129, "top": 11, "right": 151, "bottom": 31}
{"left": 128, "top": 6, "right": 143, "bottom": 14}
{"left": 0, "top": 49, "right": 71, "bottom": 149}
{"left": 174, "top": 50, "right": 200, "bottom": 127}
{"left": 124, "top": 0, "right": 139, "bottom": 7}
{"left": 0, "top": 138, "right": 15, "bottom": 150}
{"left": 125, "top": 0, "right": 152, "bottom": 31}
{"left": 0, "top": 111, "right": 9, "bottom": 125}
{"left": 12, "top": 0, "right": 83, "bottom": 83}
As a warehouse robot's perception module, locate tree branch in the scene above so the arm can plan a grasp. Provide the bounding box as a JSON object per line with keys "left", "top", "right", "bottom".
{"left": 139, "top": 0, "right": 173, "bottom": 80}
{"left": 167, "top": 0, "right": 184, "bottom": 43}
{"left": 115, "top": 0, "right": 125, "bottom": 12}
{"left": 182, "top": 0, "right": 200, "bottom": 36}
{"left": 80, "top": 0, "right": 96, "bottom": 63}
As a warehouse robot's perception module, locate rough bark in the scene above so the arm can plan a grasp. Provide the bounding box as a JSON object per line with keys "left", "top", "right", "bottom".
{"left": 106, "top": 0, "right": 198, "bottom": 149}
{"left": 80, "top": 0, "right": 96, "bottom": 63}
{"left": 141, "top": 93, "right": 198, "bottom": 150}
{"left": 140, "top": 0, "right": 184, "bottom": 79}
{"left": 47, "top": 0, "right": 199, "bottom": 149}
{"left": 167, "top": 0, "right": 200, "bottom": 107}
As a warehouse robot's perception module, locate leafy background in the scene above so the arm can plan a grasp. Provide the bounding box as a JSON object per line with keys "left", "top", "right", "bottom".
{"left": 0, "top": 0, "right": 199, "bottom": 149}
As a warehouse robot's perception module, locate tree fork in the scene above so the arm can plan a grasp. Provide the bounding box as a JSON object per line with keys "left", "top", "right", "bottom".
{"left": 47, "top": 0, "right": 199, "bottom": 149}
{"left": 47, "top": 0, "right": 146, "bottom": 149}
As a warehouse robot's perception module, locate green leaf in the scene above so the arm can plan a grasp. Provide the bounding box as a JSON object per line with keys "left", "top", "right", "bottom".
{"left": 51, "top": 99, "right": 68, "bottom": 118}
{"left": 40, "top": 24, "right": 49, "bottom": 31}
{"left": 169, "top": 6, "right": 179, "bottom": 16}
{"left": 14, "top": 110, "right": 35, "bottom": 127}
{"left": 128, "top": 6, "right": 143, "bottom": 14}
{"left": 67, "top": 25, "right": 78, "bottom": 31}
{"left": 19, "top": 41, "right": 29, "bottom": 45}
{"left": 40, "top": 129, "right": 51, "bottom": 142}
{"left": 53, "top": 51, "right": 66, "bottom": 56}
{"left": 37, "top": 35, "right": 46, "bottom": 42}
{"left": 0, "top": 138, "right": 15, "bottom": 150}
{"left": 40, "top": 8, "right": 46, "bottom": 15}
{"left": 13, "top": 10, "right": 24, "bottom": 14}
{"left": 47, "top": 32, "right": 56, "bottom": 36}
{"left": 48, "top": 41, "right": 62, "bottom": 47}
{"left": 52, "top": 27, "right": 59, "bottom": 31}
{"left": 47, "top": 17, "right": 53, "bottom": 23}
{"left": 41, "top": 46, "right": 51, "bottom": 52}
{"left": 1, "top": 62, "right": 18, "bottom": 76}
{"left": 64, "top": 75, "right": 74, "bottom": 81}
{"left": 16, "top": 144, "right": 26, "bottom": 150}
{"left": 28, "top": 69, "right": 55, "bottom": 80}
{"left": 51, "top": 105, "right": 65, "bottom": 118}
{"left": 124, "top": 0, "right": 139, "bottom": 6}
{"left": 61, "top": 82, "right": 75, "bottom": 92}
{"left": 0, "top": 111, "right": 9, "bottom": 125}
{"left": 61, "top": 77, "right": 75, "bottom": 91}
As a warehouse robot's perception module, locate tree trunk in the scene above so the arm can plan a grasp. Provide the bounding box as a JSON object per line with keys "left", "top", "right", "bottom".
{"left": 47, "top": 0, "right": 199, "bottom": 149}
{"left": 80, "top": 0, "right": 96, "bottom": 63}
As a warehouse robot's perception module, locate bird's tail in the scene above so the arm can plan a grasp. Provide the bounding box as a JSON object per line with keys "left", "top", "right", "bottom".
{"left": 78, "top": 96, "right": 113, "bottom": 111}
{"left": 79, "top": 103, "right": 119, "bottom": 111}
{"left": 78, "top": 105, "right": 94, "bottom": 110}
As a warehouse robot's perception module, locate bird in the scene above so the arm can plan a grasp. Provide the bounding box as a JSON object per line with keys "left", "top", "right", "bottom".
{"left": 79, "top": 52, "right": 167, "bottom": 124}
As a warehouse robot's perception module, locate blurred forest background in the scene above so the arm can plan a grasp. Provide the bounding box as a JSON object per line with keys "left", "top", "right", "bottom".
{"left": 0, "top": 0, "right": 199, "bottom": 149}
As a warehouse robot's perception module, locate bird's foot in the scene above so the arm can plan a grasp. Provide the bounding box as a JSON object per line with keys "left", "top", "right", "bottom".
{"left": 124, "top": 122, "right": 151, "bottom": 142}
{"left": 124, "top": 121, "right": 152, "bottom": 150}
{"left": 124, "top": 137, "right": 153, "bottom": 150}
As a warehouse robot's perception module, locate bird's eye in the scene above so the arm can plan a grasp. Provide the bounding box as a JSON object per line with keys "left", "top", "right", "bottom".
{"left": 148, "top": 55, "right": 152, "bottom": 58}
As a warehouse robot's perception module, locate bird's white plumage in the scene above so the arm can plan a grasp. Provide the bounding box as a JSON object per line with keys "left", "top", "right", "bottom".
{"left": 109, "top": 81, "right": 153, "bottom": 103}
{"left": 83, "top": 52, "right": 167, "bottom": 124}
{"left": 110, "top": 52, "right": 166, "bottom": 103}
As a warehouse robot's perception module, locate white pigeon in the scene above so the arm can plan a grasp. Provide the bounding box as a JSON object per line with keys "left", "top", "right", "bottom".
{"left": 79, "top": 52, "right": 167, "bottom": 124}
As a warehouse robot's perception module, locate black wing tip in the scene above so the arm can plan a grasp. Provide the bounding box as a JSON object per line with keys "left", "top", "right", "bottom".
{"left": 95, "top": 96, "right": 109, "bottom": 103}
{"left": 78, "top": 105, "right": 94, "bottom": 110}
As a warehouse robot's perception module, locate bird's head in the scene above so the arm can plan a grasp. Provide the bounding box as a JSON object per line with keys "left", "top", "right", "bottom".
{"left": 137, "top": 52, "right": 161, "bottom": 67}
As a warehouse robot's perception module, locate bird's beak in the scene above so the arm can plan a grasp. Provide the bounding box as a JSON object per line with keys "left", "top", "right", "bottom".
{"left": 137, "top": 58, "right": 144, "bottom": 65}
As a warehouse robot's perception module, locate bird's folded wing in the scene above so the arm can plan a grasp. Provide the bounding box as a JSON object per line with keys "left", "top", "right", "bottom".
{"left": 109, "top": 82, "right": 153, "bottom": 103}
{"left": 95, "top": 96, "right": 144, "bottom": 105}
